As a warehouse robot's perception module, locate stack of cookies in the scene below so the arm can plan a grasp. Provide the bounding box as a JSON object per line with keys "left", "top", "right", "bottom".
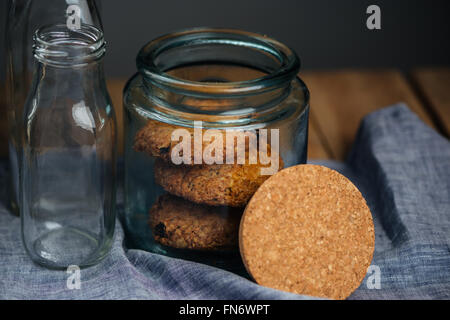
{"left": 133, "top": 119, "right": 282, "bottom": 251}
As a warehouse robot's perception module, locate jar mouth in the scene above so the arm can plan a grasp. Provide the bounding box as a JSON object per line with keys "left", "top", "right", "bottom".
{"left": 33, "top": 24, "right": 105, "bottom": 67}
{"left": 137, "top": 27, "right": 301, "bottom": 96}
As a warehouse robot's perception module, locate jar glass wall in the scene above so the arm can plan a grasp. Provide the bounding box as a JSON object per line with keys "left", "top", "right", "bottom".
{"left": 123, "top": 28, "right": 309, "bottom": 270}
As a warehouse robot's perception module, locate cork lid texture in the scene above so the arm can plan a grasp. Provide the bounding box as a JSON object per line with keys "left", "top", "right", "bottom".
{"left": 239, "top": 164, "right": 375, "bottom": 300}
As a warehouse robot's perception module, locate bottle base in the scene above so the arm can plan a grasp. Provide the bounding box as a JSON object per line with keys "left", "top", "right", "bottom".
{"left": 28, "top": 226, "right": 111, "bottom": 269}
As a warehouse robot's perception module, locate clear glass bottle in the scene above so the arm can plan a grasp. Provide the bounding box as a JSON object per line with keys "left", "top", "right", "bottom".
{"left": 5, "top": 0, "right": 103, "bottom": 215}
{"left": 21, "top": 23, "right": 116, "bottom": 268}
{"left": 123, "top": 28, "right": 310, "bottom": 271}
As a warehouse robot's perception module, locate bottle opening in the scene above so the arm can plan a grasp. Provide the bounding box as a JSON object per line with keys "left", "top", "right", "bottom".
{"left": 33, "top": 24, "right": 105, "bottom": 67}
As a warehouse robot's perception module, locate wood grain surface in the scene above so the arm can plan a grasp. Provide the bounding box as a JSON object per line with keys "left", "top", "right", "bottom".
{"left": 301, "top": 70, "right": 437, "bottom": 160}
{"left": 411, "top": 67, "right": 450, "bottom": 138}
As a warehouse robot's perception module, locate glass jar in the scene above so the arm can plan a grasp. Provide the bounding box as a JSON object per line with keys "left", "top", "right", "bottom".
{"left": 123, "top": 28, "right": 309, "bottom": 270}
{"left": 21, "top": 24, "right": 116, "bottom": 269}
{"left": 5, "top": 0, "right": 103, "bottom": 216}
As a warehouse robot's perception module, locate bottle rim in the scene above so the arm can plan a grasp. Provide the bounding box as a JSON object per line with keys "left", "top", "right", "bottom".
{"left": 136, "top": 27, "right": 302, "bottom": 96}
{"left": 33, "top": 23, "right": 105, "bottom": 67}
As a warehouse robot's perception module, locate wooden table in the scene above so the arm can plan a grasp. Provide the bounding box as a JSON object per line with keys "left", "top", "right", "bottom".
{"left": 302, "top": 68, "right": 450, "bottom": 159}
{"left": 2, "top": 68, "right": 449, "bottom": 159}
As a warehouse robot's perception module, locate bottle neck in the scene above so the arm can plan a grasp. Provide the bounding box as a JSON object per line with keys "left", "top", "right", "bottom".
{"left": 33, "top": 24, "right": 105, "bottom": 67}
{"left": 34, "top": 59, "right": 106, "bottom": 95}
{"left": 30, "top": 23, "right": 107, "bottom": 99}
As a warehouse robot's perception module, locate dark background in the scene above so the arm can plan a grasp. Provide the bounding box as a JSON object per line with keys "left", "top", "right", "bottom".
{"left": 1, "top": 0, "right": 450, "bottom": 80}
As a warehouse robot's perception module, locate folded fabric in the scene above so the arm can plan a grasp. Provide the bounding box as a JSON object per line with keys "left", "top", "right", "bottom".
{"left": 0, "top": 103, "right": 448, "bottom": 299}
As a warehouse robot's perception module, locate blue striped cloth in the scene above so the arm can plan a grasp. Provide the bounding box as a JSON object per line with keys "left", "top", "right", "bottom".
{"left": 0, "top": 104, "right": 449, "bottom": 299}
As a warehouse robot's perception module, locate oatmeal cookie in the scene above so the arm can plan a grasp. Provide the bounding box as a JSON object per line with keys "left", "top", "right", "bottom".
{"left": 154, "top": 155, "right": 282, "bottom": 207}
{"left": 133, "top": 120, "right": 181, "bottom": 162}
{"left": 148, "top": 194, "right": 242, "bottom": 250}
{"left": 133, "top": 119, "right": 259, "bottom": 164}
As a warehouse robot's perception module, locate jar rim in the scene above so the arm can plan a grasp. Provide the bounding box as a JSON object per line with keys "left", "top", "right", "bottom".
{"left": 136, "top": 27, "right": 301, "bottom": 96}
{"left": 33, "top": 23, "right": 105, "bottom": 67}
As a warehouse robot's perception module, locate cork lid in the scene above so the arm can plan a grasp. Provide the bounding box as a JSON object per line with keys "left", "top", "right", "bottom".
{"left": 239, "top": 164, "right": 375, "bottom": 300}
